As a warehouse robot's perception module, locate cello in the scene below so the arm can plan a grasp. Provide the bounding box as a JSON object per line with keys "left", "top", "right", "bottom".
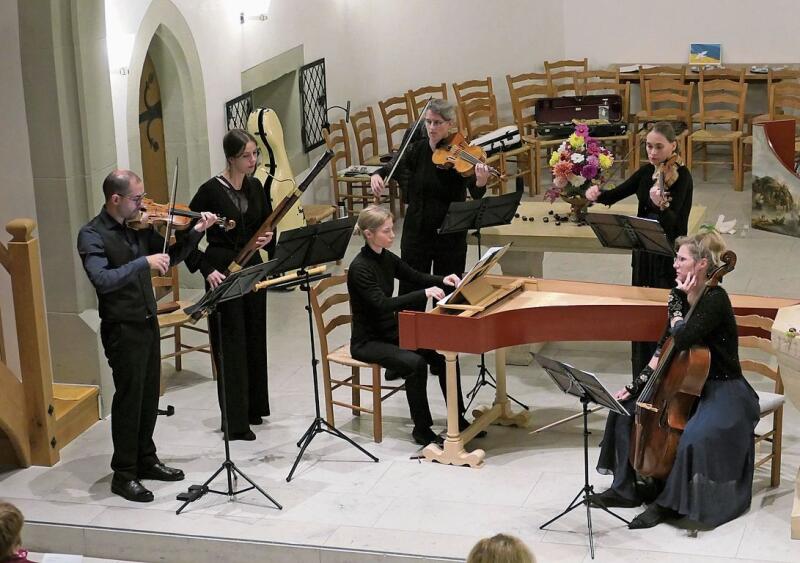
{"left": 630, "top": 249, "right": 736, "bottom": 480}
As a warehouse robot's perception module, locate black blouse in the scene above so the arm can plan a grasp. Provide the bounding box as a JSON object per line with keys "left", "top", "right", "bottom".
{"left": 348, "top": 244, "right": 443, "bottom": 346}
{"left": 596, "top": 163, "right": 693, "bottom": 243}
{"left": 186, "top": 175, "right": 275, "bottom": 277}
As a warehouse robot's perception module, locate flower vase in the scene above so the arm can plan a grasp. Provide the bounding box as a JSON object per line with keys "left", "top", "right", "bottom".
{"left": 561, "top": 194, "right": 589, "bottom": 223}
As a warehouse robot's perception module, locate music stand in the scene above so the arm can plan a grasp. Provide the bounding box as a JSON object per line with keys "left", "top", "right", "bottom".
{"left": 274, "top": 217, "right": 379, "bottom": 482}
{"left": 535, "top": 354, "right": 630, "bottom": 559}
{"left": 176, "top": 260, "right": 283, "bottom": 514}
{"left": 438, "top": 191, "right": 528, "bottom": 411}
{"left": 585, "top": 213, "right": 674, "bottom": 257}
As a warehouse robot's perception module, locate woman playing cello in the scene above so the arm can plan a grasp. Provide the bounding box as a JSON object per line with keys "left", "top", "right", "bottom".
{"left": 591, "top": 231, "right": 759, "bottom": 529}
{"left": 585, "top": 121, "right": 694, "bottom": 382}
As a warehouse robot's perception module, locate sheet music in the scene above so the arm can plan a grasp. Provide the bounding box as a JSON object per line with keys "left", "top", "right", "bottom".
{"left": 438, "top": 245, "right": 506, "bottom": 305}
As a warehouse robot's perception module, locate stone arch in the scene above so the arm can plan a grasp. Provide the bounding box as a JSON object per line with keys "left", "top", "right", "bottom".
{"left": 126, "top": 0, "right": 210, "bottom": 203}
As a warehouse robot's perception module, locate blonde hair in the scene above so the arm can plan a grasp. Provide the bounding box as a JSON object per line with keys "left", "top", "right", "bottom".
{"left": 466, "top": 534, "right": 535, "bottom": 563}
{"left": 354, "top": 205, "right": 393, "bottom": 237}
{"left": 0, "top": 502, "right": 23, "bottom": 560}
{"left": 675, "top": 229, "right": 727, "bottom": 268}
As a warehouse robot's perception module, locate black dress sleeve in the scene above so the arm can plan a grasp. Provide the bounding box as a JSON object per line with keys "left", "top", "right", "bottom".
{"left": 596, "top": 165, "right": 646, "bottom": 206}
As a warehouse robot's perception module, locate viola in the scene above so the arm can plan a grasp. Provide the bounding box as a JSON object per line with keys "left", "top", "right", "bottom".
{"left": 431, "top": 132, "right": 503, "bottom": 178}
{"left": 630, "top": 250, "right": 736, "bottom": 479}
{"left": 652, "top": 153, "right": 682, "bottom": 210}
{"left": 128, "top": 198, "right": 235, "bottom": 231}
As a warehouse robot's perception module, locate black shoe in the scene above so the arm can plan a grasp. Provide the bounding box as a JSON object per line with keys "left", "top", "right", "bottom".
{"left": 228, "top": 430, "right": 256, "bottom": 441}
{"left": 111, "top": 478, "right": 154, "bottom": 503}
{"left": 385, "top": 369, "right": 404, "bottom": 381}
{"left": 412, "top": 427, "right": 444, "bottom": 447}
{"left": 628, "top": 503, "right": 679, "bottom": 529}
{"left": 138, "top": 463, "right": 185, "bottom": 482}
{"left": 458, "top": 416, "right": 487, "bottom": 438}
{"left": 249, "top": 415, "right": 263, "bottom": 425}
{"left": 588, "top": 488, "right": 641, "bottom": 509}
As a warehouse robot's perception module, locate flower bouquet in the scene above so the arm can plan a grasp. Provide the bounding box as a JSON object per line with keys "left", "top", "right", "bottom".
{"left": 544, "top": 124, "right": 615, "bottom": 221}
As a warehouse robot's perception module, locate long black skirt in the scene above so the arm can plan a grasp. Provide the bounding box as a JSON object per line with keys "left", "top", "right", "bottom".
{"left": 597, "top": 377, "right": 760, "bottom": 527}
{"left": 631, "top": 249, "right": 676, "bottom": 379}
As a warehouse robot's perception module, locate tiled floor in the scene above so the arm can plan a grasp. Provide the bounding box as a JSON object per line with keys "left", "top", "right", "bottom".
{"left": 2, "top": 170, "right": 800, "bottom": 562}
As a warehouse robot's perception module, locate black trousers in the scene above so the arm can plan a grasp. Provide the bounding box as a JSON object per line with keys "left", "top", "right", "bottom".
{"left": 100, "top": 318, "right": 161, "bottom": 481}
{"left": 351, "top": 339, "right": 465, "bottom": 430}
{"left": 399, "top": 232, "right": 468, "bottom": 303}
{"left": 208, "top": 287, "right": 270, "bottom": 434}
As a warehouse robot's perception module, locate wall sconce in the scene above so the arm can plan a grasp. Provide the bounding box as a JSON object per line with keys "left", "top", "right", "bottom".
{"left": 240, "top": 0, "right": 271, "bottom": 24}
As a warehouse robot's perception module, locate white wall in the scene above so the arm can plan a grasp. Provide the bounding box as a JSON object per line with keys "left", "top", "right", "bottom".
{"left": 0, "top": 0, "right": 39, "bottom": 375}
{"left": 563, "top": 0, "right": 800, "bottom": 66}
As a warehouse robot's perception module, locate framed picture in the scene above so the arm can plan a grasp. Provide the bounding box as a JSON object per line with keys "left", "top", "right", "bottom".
{"left": 689, "top": 43, "right": 722, "bottom": 66}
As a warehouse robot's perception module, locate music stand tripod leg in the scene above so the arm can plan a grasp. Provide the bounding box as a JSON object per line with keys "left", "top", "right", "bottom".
{"left": 286, "top": 272, "right": 379, "bottom": 483}
{"left": 177, "top": 303, "right": 282, "bottom": 514}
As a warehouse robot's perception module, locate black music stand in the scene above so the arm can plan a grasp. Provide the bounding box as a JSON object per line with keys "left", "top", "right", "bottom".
{"left": 438, "top": 191, "right": 528, "bottom": 411}
{"left": 535, "top": 354, "right": 630, "bottom": 559}
{"left": 176, "top": 260, "right": 283, "bottom": 515}
{"left": 274, "top": 217, "right": 379, "bottom": 482}
{"left": 585, "top": 213, "right": 675, "bottom": 257}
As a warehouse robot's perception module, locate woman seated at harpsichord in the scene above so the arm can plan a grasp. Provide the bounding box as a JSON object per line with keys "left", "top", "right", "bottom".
{"left": 347, "top": 205, "right": 479, "bottom": 446}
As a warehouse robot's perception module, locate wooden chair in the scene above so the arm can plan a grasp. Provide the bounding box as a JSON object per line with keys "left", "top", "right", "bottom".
{"left": 736, "top": 314, "right": 785, "bottom": 487}
{"left": 546, "top": 70, "right": 578, "bottom": 97}
{"left": 152, "top": 266, "right": 214, "bottom": 384}
{"left": 686, "top": 79, "right": 747, "bottom": 190}
{"left": 378, "top": 94, "right": 413, "bottom": 152}
{"left": 323, "top": 119, "right": 396, "bottom": 216}
{"left": 749, "top": 68, "right": 800, "bottom": 130}
{"left": 406, "top": 83, "right": 448, "bottom": 119}
{"left": 637, "top": 65, "right": 686, "bottom": 116}
{"left": 577, "top": 74, "right": 635, "bottom": 175}
{"left": 506, "top": 71, "right": 551, "bottom": 194}
{"left": 349, "top": 106, "right": 403, "bottom": 216}
{"left": 544, "top": 58, "right": 588, "bottom": 74}
{"left": 635, "top": 79, "right": 693, "bottom": 168}
{"left": 310, "top": 273, "right": 405, "bottom": 443}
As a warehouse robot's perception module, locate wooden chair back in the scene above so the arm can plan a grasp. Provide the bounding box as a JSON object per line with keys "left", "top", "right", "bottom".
{"left": 546, "top": 70, "right": 578, "bottom": 97}
{"left": 506, "top": 71, "right": 550, "bottom": 135}
{"left": 736, "top": 314, "right": 784, "bottom": 487}
{"left": 639, "top": 65, "right": 686, "bottom": 109}
{"left": 699, "top": 67, "right": 745, "bottom": 84}
{"left": 575, "top": 69, "right": 620, "bottom": 93}
{"left": 770, "top": 82, "right": 800, "bottom": 122}
{"left": 577, "top": 74, "right": 630, "bottom": 123}
{"left": 406, "top": 83, "right": 449, "bottom": 119}
{"left": 452, "top": 77, "right": 499, "bottom": 139}
{"left": 766, "top": 68, "right": 800, "bottom": 111}
{"left": 697, "top": 79, "right": 748, "bottom": 130}
{"left": 544, "top": 58, "right": 588, "bottom": 73}
{"left": 644, "top": 78, "right": 694, "bottom": 127}
{"left": 349, "top": 106, "right": 380, "bottom": 164}
{"left": 378, "top": 94, "right": 413, "bottom": 152}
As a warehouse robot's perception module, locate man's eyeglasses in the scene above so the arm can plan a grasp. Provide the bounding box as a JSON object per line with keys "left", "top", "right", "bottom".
{"left": 119, "top": 192, "right": 147, "bottom": 204}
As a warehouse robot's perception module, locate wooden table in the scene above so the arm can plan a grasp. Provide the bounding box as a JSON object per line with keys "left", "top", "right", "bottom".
{"left": 479, "top": 201, "right": 707, "bottom": 278}
{"left": 772, "top": 304, "right": 800, "bottom": 539}
{"left": 613, "top": 64, "right": 779, "bottom": 83}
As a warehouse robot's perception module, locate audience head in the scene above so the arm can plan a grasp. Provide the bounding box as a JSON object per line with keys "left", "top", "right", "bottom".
{"left": 0, "top": 501, "right": 24, "bottom": 561}
{"left": 466, "top": 533, "right": 535, "bottom": 563}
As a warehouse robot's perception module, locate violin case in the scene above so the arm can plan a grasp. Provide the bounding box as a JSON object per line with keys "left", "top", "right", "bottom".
{"left": 534, "top": 94, "right": 628, "bottom": 138}
{"left": 469, "top": 125, "right": 521, "bottom": 156}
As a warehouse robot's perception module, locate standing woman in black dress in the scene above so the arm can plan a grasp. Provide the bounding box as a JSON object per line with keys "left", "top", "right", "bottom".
{"left": 591, "top": 231, "right": 759, "bottom": 530}
{"left": 585, "top": 121, "right": 693, "bottom": 379}
{"left": 187, "top": 129, "right": 275, "bottom": 441}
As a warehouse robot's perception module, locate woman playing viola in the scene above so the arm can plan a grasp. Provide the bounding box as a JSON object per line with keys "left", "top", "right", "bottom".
{"left": 348, "top": 206, "right": 461, "bottom": 446}
{"left": 186, "top": 129, "right": 275, "bottom": 441}
{"left": 592, "top": 231, "right": 759, "bottom": 529}
{"left": 369, "top": 99, "right": 490, "bottom": 426}
{"left": 585, "top": 121, "right": 694, "bottom": 379}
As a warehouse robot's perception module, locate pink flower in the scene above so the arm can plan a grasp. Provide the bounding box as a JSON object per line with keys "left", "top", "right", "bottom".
{"left": 553, "top": 175, "right": 568, "bottom": 188}
{"left": 553, "top": 160, "right": 573, "bottom": 178}
{"left": 581, "top": 163, "right": 599, "bottom": 180}
{"left": 586, "top": 141, "right": 601, "bottom": 156}
{"left": 575, "top": 124, "right": 590, "bottom": 137}
{"left": 544, "top": 185, "right": 562, "bottom": 203}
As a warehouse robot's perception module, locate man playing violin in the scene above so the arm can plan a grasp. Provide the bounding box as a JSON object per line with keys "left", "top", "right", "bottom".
{"left": 77, "top": 169, "right": 218, "bottom": 502}
{"left": 369, "top": 98, "right": 490, "bottom": 432}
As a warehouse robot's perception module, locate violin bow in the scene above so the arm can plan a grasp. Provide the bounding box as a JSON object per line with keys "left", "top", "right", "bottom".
{"left": 374, "top": 97, "right": 433, "bottom": 204}
{"left": 161, "top": 158, "right": 180, "bottom": 254}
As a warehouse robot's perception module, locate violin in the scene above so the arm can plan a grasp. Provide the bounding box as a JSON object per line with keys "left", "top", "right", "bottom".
{"left": 431, "top": 132, "right": 503, "bottom": 179}
{"left": 652, "top": 153, "right": 682, "bottom": 210}
{"left": 128, "top": 198, "right": 236, "bottom": 231}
